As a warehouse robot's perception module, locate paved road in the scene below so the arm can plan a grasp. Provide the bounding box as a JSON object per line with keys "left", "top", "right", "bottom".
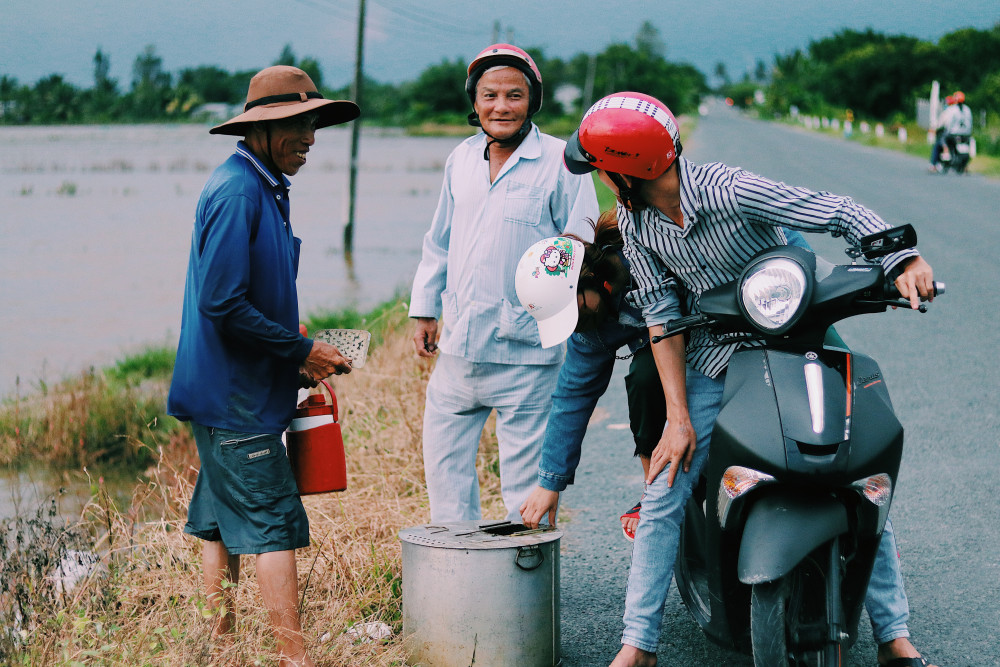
{"left": 556, "top": 102, "right": 1000, "bottom": 667}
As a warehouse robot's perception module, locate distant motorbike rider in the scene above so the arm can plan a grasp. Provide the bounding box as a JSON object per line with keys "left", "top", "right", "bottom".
{"left": 929, "top": 95, "right": 953, "bottom": 172}
{"left": 930, "top": 91, "right": 973, "bottom": 172}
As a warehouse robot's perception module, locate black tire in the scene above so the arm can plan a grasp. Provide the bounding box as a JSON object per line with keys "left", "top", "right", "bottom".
{"left": 750, "top": 579, "right": 790, "bottom": 666}
{"left": 750, "top": 573, "right": 846, "bottom": 667}
{"left": 675, "top": 478, "right": 712, "bottom": 630}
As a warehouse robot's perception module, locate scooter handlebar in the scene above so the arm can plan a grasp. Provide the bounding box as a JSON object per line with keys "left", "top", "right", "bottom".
{"left": 884, "top": 281, "right": 946, "bottom": 299}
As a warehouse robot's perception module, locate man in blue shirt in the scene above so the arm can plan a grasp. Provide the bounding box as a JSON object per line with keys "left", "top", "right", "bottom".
{"left": 168, "top": 65, "right": 358, "bottom": 667}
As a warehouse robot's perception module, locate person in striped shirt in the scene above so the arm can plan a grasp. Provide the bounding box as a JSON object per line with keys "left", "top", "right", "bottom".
{"left": 564, "top": 92, "right": 937, "bottom": 667}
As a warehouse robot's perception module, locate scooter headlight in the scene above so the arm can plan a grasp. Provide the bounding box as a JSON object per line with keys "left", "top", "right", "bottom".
{"left": 739, "top": 257, "right": 810, "bottom": 334}
{"left": 850, "top": 473, "right": 893, "bottom": 530}
{"left": 718, "top": 466, "right": 776, "bottom": 528}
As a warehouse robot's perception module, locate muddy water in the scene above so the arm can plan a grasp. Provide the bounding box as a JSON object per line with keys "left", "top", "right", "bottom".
{"left": 1, "top": 123, "right": 459, "bottom": 393}
{"left": 0, "top": 123, "right": 461, "bottom": 515}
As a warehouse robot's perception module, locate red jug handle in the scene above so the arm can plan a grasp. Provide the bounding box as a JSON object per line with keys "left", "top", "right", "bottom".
{"left": 317, "top": 379, "right": 339, "bottom": 421}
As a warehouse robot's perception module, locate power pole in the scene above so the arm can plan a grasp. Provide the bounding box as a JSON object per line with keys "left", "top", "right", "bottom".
{"left": 582, "top": 53, "right": 597, "bottom": 114}
{"left": 344, "top": 0, "right": 366, "bottom": 257}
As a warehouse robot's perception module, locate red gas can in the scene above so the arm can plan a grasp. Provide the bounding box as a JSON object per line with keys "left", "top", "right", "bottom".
{"left": 285, "top": 380, "right": 347, "bottom": 494}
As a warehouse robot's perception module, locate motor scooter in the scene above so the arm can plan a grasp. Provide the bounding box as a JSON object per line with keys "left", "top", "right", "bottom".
{"left": 939, "top": 134, "right": 973, "bottom": 174}
{"left": 667, "top": 225, "right": 944, "bottom": 666}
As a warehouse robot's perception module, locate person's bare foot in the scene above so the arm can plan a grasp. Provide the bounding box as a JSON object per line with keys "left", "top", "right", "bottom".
{"left": 622, "top": 514, "right": 639, "bottom": 539}
{"left": 877, "top": 637, "right": 938, "bottom": 667}
{"left": 210, "top": 608, "right": 236, "bottom": 639}
{"left": 609, "top": 644, "right": 657, "bottom": 667}
{"left": 279, "top": 654, "right": 316, "bottom": 667}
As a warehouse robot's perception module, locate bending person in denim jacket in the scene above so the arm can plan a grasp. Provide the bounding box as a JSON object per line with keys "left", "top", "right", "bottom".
{"left": 519, "top": 213, "right": 814, "bottom": 540}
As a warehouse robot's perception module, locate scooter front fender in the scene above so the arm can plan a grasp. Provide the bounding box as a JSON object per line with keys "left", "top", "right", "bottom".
{"left": 737, "top": 491, "right": 848, "bottom": 585}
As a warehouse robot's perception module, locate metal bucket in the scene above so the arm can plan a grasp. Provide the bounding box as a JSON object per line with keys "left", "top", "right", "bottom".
{"left": 400, "top": 520, "right": 562, "bottom": 666}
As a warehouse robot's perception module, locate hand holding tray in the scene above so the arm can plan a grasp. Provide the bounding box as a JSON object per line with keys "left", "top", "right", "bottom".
{"left": 312, "top": 329, "right": 371, "bottom": 369}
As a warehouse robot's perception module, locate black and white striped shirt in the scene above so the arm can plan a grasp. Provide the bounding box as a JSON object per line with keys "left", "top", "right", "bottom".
{"left": 621, "top": 157, "right": 918, "bottom": 378}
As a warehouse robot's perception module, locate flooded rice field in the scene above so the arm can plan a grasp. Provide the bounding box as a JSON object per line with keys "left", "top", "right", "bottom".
{"left": 0, "top": 123, "right": 459, "bottom": 396}
{"left": 0, "top": 123, "right": 460, "bottom": 515}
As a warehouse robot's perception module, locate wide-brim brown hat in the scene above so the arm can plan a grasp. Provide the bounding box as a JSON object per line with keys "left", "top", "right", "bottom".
{"left": 210, "top": 65, "right": 360, "bottom": 136}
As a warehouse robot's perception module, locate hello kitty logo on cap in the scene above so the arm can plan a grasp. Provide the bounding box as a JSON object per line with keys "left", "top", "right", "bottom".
{"left": 515, "top": 236, "right": 584, "bottom": 348}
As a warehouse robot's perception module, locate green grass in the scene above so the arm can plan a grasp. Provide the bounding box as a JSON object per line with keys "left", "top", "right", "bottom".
{"left": 304, "top": 296, "right": 412, "bottom": 350}
{"left": 1, "top": 298, "right": 413, "bottom": 469}
{"left": 0, "top": 295, "right": 456, "bottom": 667}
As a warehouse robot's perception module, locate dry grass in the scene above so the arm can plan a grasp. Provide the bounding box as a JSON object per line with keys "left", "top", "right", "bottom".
{"left": 3, "top": 309, "right": 507, "bottom": 666}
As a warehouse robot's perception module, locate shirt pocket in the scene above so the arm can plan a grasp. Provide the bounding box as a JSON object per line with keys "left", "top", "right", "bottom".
{"left": 503, "top": 181, "right": 545, "bottom": 227}
{"left": 494, "top": 298, "right": 542, "bottom": 346}
{"left": 220, "top": 432, "right": 298, "bottom": 500}
{"left": 441, "top": 289, "right": 458, "bottom": 321}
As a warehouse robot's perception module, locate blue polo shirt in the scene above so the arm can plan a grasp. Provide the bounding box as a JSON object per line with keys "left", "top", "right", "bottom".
{"left": 168, "top": 142, "right": 314, "bottom": 434}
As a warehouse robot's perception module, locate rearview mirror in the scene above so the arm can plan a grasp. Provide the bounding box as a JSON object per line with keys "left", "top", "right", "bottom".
{"left": 859, "top": 224, "right": 917, "bottom": 259}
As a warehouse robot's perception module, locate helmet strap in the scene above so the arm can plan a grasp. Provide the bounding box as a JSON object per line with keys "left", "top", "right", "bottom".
{"left": 608, "top": 172, "right": 635, "bottom": 211}
{"left": 479, "top": 118, "right": 533, "bottom": 160}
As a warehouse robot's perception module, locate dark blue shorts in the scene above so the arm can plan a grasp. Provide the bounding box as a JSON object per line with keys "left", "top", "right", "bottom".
{"left": 184, "top": 423, "right": 309, "bottom": 555}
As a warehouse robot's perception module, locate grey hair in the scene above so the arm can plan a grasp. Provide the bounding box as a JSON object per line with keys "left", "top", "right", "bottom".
{"left": 478, "top": 65, "right": 531, "bottom": 91}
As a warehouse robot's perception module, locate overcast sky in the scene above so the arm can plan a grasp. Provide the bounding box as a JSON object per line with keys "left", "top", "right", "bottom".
{"left": 3, "top": 0, "right": 998, "bottom": 90}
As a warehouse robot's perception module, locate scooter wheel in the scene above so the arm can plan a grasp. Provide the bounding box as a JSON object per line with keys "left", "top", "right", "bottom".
{"left": 750, "top": 580, "right": 790, "bottom": 666}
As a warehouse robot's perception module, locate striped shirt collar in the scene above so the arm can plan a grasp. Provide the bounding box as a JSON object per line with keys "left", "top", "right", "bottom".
{"left": 644, "top": 156, "right": 702, "bottom": 237}
{"left": 235, "top": 140, "right": 291, "bottom": 190}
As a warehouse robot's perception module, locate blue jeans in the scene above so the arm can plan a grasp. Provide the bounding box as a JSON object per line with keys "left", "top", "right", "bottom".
{"left": 621, "top": 368, "right": 910, "bottom": 652}
{"left": 422, "top": 353, "right": 560, "bottom": 522}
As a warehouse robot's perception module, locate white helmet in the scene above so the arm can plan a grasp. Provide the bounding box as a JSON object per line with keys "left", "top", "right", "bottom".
{"left": 515, "top": 236, "right": 584, "bottom": 348}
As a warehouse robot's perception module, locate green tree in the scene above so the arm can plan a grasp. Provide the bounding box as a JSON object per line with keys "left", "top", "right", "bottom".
{"left": 825, "top": 38, "right": 937, "bottom": 117}
{"left": 129, "top": 45, "right": 172, "bottom": 119}
{"left": 0, "top": 75, "right": 26, "bottom": 123}
{"left": 275, "top": 44, "right": 297, "bottom": 67}
{"left": 178, "top": 66, "right": 241, "bottom": 104}
{"left": 403, "top": 58, "right": 469, "bottom": 122}
{"left": 937, "top": 26, "right": 1000, "bottom": 93}
{"left": 713, "top": 61, "right": 730, "bottom": 88}
{"left": 298, "top": 57, "right": 323, "bottom": 89}
{"left": 83, "top": 48, "right": 120, "bottom": 121}
{"left": 33, "top": 75, "right": 81, "bottom": 123}
{"left": 636, "top": 21, "right": 666, "bottom": 59}
{"left": 754, "top": 59, "right": 769, "bottom": 83}
{"left": 581, "top": 42, "right": 705, "bottom": 114}
{"left": 767, "top": 29, "right": 944, "bottom": 118}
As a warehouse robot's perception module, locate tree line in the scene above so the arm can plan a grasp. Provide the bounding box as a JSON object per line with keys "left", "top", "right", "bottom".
{"left": 3, "top": 22, "right": 997, "bottom": 144}
{"left": 0, "top": 23, "right": 705, "bottom": 128}
{"left": 719, "top": 23, "right": 1000, "bottom": 151}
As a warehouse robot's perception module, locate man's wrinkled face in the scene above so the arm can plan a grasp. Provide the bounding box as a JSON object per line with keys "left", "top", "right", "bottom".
{"left": 259, "top": 111, "right": 320, "bottom": 176}
{"left": 474, "top": 67, "right": 530, "bottom": 141}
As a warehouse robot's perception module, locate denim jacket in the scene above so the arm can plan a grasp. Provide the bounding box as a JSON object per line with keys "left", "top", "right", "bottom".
{"left": 536, "top": 250, "right": 679, "bottom": 492}
{"left": 535, "top": 230, "right": 812, "bottom": 491}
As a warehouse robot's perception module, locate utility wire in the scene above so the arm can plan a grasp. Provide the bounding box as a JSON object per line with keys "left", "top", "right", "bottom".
{"left": 368, "top": 0, "right": 484, "bottom": 36}
{"left": 289, "top": 0, "right": 357, "bottom": 23}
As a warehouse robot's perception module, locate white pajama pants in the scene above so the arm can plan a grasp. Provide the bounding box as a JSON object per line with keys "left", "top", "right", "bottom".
{"left": 421, "top": 353, "right": 560, "bottom": 523}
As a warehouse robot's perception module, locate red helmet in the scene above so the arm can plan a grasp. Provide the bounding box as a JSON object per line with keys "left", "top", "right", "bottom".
{"left": 945, "top": 95, "right": 954, "bottom": 105}
{"left": 465, "top": 43, "right": 543, "bottom": 116}
{"left": 564, "top": 92, "right": 682, "bottom": 179}
{"left": 953, "top": 90, "right": 965, "bottom": 104}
